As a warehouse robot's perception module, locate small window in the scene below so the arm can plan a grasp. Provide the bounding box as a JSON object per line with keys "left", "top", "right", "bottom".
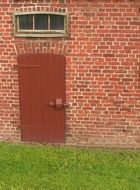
{"left": 14, "top": 12, "right": 68, "bottom": 37}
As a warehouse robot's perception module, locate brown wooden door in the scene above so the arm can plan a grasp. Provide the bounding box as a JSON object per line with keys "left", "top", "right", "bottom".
{"left": 18, "top": 54, "right": 66, "bottom": 143}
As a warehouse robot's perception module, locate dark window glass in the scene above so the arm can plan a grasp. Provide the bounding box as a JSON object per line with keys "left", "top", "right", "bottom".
{"left": 50, "top": 15, "right": 64, "bottom": 30}
{"left": 19, "top": 15, "right": 33, "bottom": 30}
{"left": 34, "top": 14, "right": 48, "bottom": 30}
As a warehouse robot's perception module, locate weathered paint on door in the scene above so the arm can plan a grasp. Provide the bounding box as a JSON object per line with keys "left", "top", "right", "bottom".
{"left": 18, "top": 54, "right": 66, "bottom": 143}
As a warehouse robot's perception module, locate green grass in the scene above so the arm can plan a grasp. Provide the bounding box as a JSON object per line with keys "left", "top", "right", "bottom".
{"left": 0, "top": 143, "right": 139, "bottom": 190}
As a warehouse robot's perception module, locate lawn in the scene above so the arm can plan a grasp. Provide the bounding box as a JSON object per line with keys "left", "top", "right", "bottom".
{"left": 0, "top": 143, "right": 139, "bottom": 190}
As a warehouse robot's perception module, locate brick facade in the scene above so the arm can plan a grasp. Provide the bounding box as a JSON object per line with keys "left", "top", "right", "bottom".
{"left": 0, "top": 0, "right": 140, "bottom": 148}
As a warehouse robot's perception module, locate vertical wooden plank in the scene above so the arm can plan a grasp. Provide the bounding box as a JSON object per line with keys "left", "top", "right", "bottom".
{"left": 18, "top": 54, "right": 42, "bottom": 141}
{"left": 43, "top": 54, "right": 66, "bottom": 143}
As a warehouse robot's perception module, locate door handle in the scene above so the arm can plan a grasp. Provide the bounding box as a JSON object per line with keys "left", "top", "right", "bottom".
{"left": 55, "top": 98, "right": 70, "bottom": 108}
{"left": 48, "top": 99, "right": 70, "bottom": 108}
{"left": 48, "top": 99, "right": 62, "bottom": 108}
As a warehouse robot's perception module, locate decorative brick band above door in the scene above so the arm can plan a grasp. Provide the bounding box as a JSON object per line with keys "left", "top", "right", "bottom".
{"left": 14, "top": 40, "right": 69, "bottom": 56}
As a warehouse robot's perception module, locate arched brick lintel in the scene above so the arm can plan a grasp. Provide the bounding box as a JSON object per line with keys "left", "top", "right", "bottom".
{"left": 14, "top": 40, "right": 69, "bottom": 56}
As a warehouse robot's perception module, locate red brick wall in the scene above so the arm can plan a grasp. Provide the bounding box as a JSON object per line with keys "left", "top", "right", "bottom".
{"left": 0, "top": 0, "right": 140, "bottom": 148}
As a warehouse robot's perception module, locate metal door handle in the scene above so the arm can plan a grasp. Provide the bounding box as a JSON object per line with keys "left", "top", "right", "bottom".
{"left": 48, "top": 99, "right": 70, "bottom": 108}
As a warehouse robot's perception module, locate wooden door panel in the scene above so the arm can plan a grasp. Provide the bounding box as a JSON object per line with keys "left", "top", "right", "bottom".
{"left": 18, "top": 54, "right": 66, "bottom": 143}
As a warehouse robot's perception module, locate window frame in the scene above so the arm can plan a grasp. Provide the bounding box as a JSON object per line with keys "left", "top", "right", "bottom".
{"left": 13, "top": 12, "right": 68, "bottom": 37}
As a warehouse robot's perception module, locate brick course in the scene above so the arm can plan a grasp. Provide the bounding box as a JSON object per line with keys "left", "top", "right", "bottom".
{"left": 0, "top": 0, "right": 140, "bottom": 148}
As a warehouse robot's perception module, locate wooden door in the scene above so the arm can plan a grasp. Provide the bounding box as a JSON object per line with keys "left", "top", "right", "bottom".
{"left": 18, "top": 54, "right": 66, "bottom": 143}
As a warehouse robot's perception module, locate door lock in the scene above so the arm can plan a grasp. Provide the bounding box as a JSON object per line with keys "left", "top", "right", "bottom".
{"left": 48, "top": 98, "right": 70, "bottom": 108}
{"left": 55, "top": 98, "right": 63, "bottom": 108}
